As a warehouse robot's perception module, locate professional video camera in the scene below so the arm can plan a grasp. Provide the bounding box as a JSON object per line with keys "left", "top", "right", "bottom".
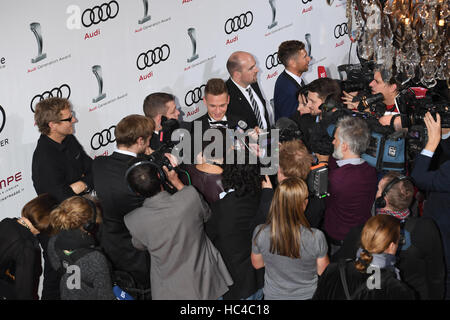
{"left": 336, "top": 59, "right": 376, "bottom": 94}
{"left": 322, "top": 107, "right": 406, "bottom": 171}
{"left": 156, "top": 116, "right": 180, "bottom": 152}
{"left": 399, "top": 87, "right": 450, "bottom": 161}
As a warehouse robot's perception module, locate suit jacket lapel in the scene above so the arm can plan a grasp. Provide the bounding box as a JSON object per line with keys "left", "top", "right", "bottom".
{"left": 283, "top": 70, "right": 303, "bottom": 90}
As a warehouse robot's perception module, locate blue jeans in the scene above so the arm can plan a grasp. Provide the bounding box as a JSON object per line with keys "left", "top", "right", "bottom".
{"left": 244, "top": 288, "right": 263, "bottom": 300}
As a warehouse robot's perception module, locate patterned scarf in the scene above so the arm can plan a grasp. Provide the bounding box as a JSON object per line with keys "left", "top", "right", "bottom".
{"left": 376, "top": 208, "right": 410, "bottom": 220}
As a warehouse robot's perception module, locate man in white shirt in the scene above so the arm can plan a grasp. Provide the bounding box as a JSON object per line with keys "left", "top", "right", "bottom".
{"left": 92, "top": 114, "right": 154, "bottom": 296}
{"left": 226, "top": 51, "right": 273, "bottom": 129}
{"left": 273, "top": 40, "right": 311, "bottom": 120}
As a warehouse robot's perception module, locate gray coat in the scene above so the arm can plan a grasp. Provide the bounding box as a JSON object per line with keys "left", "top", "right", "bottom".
{"left": 124, "top": 186, "right": 233, "bottom": 300}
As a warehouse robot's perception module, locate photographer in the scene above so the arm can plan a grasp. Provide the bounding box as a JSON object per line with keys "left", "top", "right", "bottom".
{"left": 143, "top": 92, "right": 181, "bottom": 151}
{"left": 123, "top": 159, "right": 233, "bottom": 299}
{"left": 341, "top": 67, "right": 405, "bottom": 131}
{"left": 411, "top": 112, "right": 450, "bottom": 299}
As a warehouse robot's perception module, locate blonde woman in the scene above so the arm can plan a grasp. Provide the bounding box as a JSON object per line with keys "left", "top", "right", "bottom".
{"left": 47, "top": 196, "right": 115, "bottom": 300}
{"left": 251, "top": 178, "right": 329, "bottom": 300}
{"left": 313, "top": 214, "right": 415, "bottom": 300}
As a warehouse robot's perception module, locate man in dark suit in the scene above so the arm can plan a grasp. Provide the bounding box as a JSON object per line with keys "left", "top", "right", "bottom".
{"left": 274, "top": 40, "right": 311, "bottom": 120}
{"left": 225, "top": 51, "right": 272, "bottom": 130}
{"left": 188, "top": 78, "right": 239, "bottom": 163}
{"left": 92, "top": 114, "right": 154, "bottom": 297}
{"left": 411, "top": 112, "right": 450, "bottom": 299}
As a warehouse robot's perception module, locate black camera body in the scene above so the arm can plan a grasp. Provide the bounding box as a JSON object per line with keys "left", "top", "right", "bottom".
{"left": 337, "top": 60, "right": 375, "bottom": 94}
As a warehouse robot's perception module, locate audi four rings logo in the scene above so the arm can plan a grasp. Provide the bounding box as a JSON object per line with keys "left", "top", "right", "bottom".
{"left": 136, "top": 44, "right": 170, "bottom": 70}
{"left": 334, "top": 23, "right": 348, "bottom": 39}
{"left": 82, "top": 1, "right": 119, "bottom": 28}
{"left": 265, "top": 52, "right": 281, "bottom": 70}
{"left": 302, "top": 0, "right": 312, "bottom": 3}
{"left": 30, "top": 84, "right": 71, "bottom": 112}
{"left": 224, "top": 11, "right": 253, "bottom": 34}
{"left": 185, "top": 85, "right": 206, "bottom": 107}
{"left": 0, "top": 105, "right": 5, "bottom": 134}
{"left": 90, "top": 125, "right": 116, "bottom": 150}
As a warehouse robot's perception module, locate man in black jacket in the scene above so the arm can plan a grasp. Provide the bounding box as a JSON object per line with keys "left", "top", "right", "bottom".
{"left": 225, "top": 51, "right": 272, "bottom": 129}
{"left": 32, "top": 97, "right": 94, "bottom": 300}
{"left": 32, "top": 97, "right": 93, "bottom": 202}
{"left": 92, "top": 114, "right": 154, "bottom": 297}
{"left": 411, "top": 112, "right": 450, "bottom": 299}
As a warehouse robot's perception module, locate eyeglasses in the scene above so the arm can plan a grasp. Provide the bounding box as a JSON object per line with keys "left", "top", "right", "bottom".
{"left": 58, "top": 115, "right": 73, "bottom": 122}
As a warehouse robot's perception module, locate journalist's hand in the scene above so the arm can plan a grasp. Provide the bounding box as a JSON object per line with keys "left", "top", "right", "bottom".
{"left": 163, "top": 166, "right": 184, "bottom": 191}
{"left": 297, "top": 94, "right": 310, "bottom": 115}
{"left": 262, "top": 175, "right": 273, "bottom": 189}
{"left": 424, "top": 112, "right": 441, "bottom": 153}
{"left": 341, "top": 91, "right": 359, "bottom": 110}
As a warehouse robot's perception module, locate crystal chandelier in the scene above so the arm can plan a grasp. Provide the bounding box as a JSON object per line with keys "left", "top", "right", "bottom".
{"left": 346, "top": 0, "right": 449, "bottom": 88}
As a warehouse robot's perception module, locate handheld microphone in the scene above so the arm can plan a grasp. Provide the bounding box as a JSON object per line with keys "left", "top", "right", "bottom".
{"left": 318, "top": 66, "right": 327, "bottom": 78}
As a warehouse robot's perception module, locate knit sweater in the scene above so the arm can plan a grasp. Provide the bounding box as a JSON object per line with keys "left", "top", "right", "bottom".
{"left": 324, "top": 157, "right": 377, "bottom": 241}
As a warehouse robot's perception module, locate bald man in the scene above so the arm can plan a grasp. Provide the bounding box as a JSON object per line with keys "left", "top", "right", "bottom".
{"left": 225, "top": 51, "right": 273, "bottom": 129}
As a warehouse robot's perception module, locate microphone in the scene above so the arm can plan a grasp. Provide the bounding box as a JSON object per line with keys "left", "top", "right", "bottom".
{"left": 237, "top": 120, "right": 247, "bottom": 131}
{"left": 318, "top": 66, "right": 327, "bottom": 78}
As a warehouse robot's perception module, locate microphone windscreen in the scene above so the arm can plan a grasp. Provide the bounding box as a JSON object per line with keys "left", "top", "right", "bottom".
{"left": 238, "top": 120, "right": 248, "bottom": 130}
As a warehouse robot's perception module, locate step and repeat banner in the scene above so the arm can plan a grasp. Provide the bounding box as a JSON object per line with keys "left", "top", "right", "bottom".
{"left": 0, "top": 0, "right": 357, "bottom": 218}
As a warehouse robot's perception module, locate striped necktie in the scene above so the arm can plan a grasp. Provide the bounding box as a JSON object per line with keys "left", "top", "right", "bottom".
{"left": 246, "top": 87, "right": 264, "bottom": 128}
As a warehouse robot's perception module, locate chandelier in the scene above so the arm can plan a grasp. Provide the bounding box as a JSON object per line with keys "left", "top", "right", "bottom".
{"left": 346, "top": 0, "right": 449, "bottom": 88}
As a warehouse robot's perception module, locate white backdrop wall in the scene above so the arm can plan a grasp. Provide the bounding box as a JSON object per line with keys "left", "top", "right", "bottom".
{"left": 0, "top": 0, "right": 357, "bottom": 219}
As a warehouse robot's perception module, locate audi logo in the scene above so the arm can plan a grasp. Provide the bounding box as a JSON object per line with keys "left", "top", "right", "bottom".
{"left": 265, "top": 52, "right": 281, "bottom": 70}
{"left": 90, "top": 125, "right": 116, "bottom": 150}
{"left": 30, "top": 84, "right": 71, "bottom": 113}
{"left": 0, "top": 105, "right": 5, "bottom": 134}
{"left": 302, "top": 0, "right": 312, "bottom": 3}
{"left": 185, "top": 85, "right": 206, "bottom": 107}
{"left": 82, "top": 1, "right": 119, "bottom": 28}
{"left": 224, "top": 11, "right": 253, "bottom": 34}
{"left": 334, "top": 23, "right": 348, "bottom": 39}
{"left": 136, "top": 44, "right": 170, "bottom": 70}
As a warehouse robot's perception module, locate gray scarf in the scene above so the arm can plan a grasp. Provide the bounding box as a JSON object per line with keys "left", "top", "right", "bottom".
{"left": 356, "top": 248, "right": 401, "bottom": 280}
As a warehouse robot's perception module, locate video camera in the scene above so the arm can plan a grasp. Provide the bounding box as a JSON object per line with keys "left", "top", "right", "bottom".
{"left": 336, "top": 60, "right": 376, "bottom": 94}
{"left": 399, "top": 87, "right": 450, "bottom": 161}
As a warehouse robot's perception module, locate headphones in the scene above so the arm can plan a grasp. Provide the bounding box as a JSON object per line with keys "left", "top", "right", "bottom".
{"left": 82, "top": 197, "right": 98, "bottom": 234}
{"left": 124, "top": 159, "right": 174, "bottom": 195}
{"left": 374, "top": 175, "right": 413, "bottom": 209}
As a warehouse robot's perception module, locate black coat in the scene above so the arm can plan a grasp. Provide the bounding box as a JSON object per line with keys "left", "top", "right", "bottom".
{"left": 0, "top": 218, "right": 42, "bottom": 299}
{"left": 226, "top": 78, "right": 270, "bottom": 129}
{"left": 92, "top": 152, "right": 151, "bottom": 289}
{"left": 32, "top": 134, "right": 93, "bottom": 202}
{"left": 312, "top": 260, "right": 415, "bottom": 300}
{"left": 205, "top": 191, "right": 265, "bottom": 299}
{"left": 334, "top": 217, "right": 446, "bottom": 300}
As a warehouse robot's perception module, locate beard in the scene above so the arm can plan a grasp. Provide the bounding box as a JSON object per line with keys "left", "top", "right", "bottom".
{"left": 332, "top": 142, "right": 343, "bottom": 160}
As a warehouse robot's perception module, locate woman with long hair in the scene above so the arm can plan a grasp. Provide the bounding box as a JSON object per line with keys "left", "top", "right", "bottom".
{"left": 251, "top": 178, "right": 329, "bottom": 300}
{"left": 313, "top": 214, "right": 415, "bottom": 300}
